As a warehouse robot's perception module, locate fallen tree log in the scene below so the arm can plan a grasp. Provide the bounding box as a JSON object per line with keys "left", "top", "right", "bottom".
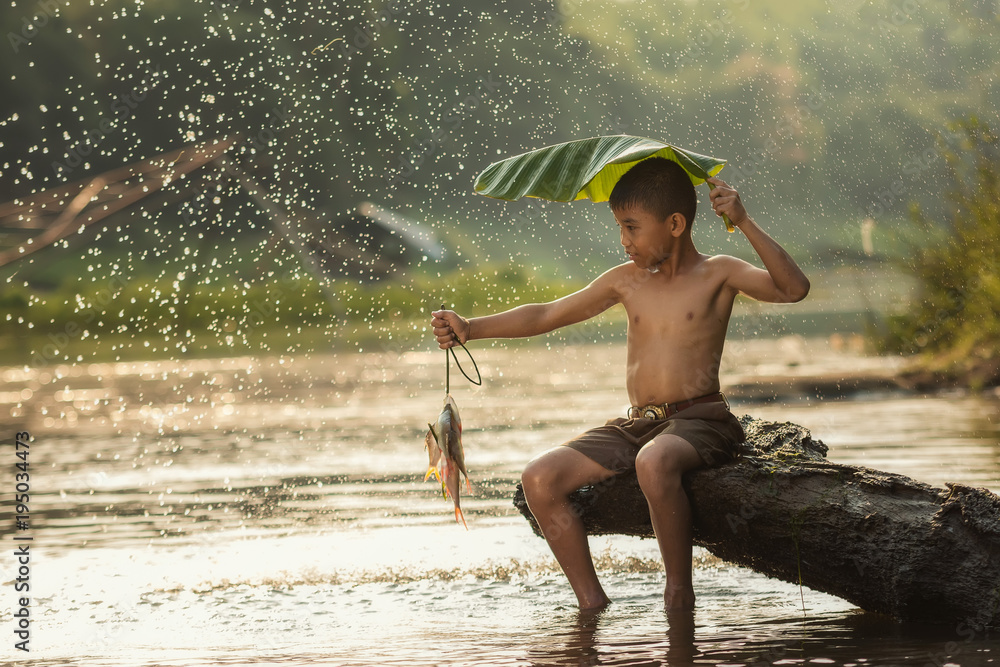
{"left": 512, "top": 416, "right": 1000, "bottom": 627}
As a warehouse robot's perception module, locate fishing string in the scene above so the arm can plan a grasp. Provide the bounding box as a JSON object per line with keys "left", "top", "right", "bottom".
{"left": 441, "top": 303, "right": 482, "bottom": 393}
{"left": 448, "top": 338, "right": 482, "bottom": 388}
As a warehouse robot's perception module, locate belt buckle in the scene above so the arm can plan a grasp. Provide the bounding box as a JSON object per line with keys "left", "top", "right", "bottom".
{"left": 641, "top": 404, "right": 666, "bottom": 420}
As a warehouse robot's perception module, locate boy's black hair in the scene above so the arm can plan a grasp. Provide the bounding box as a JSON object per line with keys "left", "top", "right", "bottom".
{"left": 608, "top": 157, "right": 697, "bottom": 227}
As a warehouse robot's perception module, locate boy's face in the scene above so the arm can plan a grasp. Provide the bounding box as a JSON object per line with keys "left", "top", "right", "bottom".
{"left": 613, "top": 204, "right": 682, "bottom": 271}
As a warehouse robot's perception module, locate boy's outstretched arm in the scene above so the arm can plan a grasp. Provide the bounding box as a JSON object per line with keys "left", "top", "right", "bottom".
{"left": 431, "top": 266, "right": 623, "bottom": 349}
{"left": 708, "top": 177, "right": 810, "bottom": 303}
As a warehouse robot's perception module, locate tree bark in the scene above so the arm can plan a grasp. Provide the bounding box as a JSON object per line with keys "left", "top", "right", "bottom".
{"left": 512, "top": 416, "right": 1000, "bottom": 627}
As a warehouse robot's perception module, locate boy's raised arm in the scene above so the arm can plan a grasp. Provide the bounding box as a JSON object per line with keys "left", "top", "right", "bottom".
{"left": 431, "top": 266, "right": 623, "bottom": 349}
{"left": 708, "top": 177, "right": 810, "bottom": 304}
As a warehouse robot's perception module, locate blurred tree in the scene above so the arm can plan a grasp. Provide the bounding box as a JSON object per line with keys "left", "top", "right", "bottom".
{"left": 2, "top": 0, "right": 1000, "bottom": 281}
{"left": 875, "top": 116, "right": 1000, "bottom": 389}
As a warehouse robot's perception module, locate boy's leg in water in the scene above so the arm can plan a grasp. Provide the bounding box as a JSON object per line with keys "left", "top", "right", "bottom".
{"left": 634, "top": 434, "right": 705, "bottom": 611}
{"left": 521, "top": 447, "right": 617, "bottom": 609}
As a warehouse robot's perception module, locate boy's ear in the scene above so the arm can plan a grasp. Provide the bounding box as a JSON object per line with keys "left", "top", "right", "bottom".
{"left": 668, "top": 212, "right": 688, "bottom": 237}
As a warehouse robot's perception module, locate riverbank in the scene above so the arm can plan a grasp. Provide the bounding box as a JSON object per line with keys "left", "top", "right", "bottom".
{"left": 0, "top": 263, "right": 911, "bottom": 366}
{"left": 5, "top": 336, "right": 996, "bottom": 440}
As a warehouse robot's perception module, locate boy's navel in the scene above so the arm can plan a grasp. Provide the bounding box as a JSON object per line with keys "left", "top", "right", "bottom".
{"left": 686, "top": 312, "right": 694, "bottom": 320}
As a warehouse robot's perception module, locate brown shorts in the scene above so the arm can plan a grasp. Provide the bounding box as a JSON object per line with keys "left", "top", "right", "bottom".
{"left": 562, "top": 401, "right": 744, "bottom": 473}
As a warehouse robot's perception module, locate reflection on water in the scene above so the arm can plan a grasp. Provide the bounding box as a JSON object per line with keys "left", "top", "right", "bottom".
{"left": 0, "top": 341, "right": 998, "bottom": 665}
{"left": 518, "top": 603, "right": 997, "bottom": 667}
{"left": 522, "top": 608, "right": 699, "bottom": 667}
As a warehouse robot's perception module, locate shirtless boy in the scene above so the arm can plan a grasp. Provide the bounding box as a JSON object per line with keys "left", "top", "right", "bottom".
{"left": 431, "top": 157, "right": 810, "bottom": 611}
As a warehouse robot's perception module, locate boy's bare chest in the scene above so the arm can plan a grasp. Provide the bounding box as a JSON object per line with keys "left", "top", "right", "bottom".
{"left": 619, "top": 274, "right": 730, "bottom": 338}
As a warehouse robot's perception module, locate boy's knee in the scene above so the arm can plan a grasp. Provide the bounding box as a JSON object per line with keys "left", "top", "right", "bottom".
{"left": 521, "top": 453, "right": 583, "bottom": 501}
{"left": 635, "top": 444, "right": 684, "bottom": 490}
{"left": 521, "top": 459, "right": 555, "bottom": 497}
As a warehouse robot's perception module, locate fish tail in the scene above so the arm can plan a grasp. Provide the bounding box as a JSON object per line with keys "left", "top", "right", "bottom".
{"left": 454, "top": 505, "right": 468, "bottom": 530}
{"left": 423, "top": 467, "right": 439, "bottom": 482}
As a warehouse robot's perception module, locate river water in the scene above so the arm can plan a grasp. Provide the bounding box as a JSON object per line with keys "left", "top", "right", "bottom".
{"left": 1, "top": 339, "right": 999, "bottom": 666}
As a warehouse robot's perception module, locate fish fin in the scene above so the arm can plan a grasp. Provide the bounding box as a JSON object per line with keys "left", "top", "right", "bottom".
{"left": 439, "top": 459, "right": 449, "bottom": 495}
{"left": 454, "top": 505, "right": 468, "bottom": 530}
{"left": 423, "top": 467, "right": 439, "bottom": 482}
{"left": 465, "top": 475, "right": 472, "bottom": 492}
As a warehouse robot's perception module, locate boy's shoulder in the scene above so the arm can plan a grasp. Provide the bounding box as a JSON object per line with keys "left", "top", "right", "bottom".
{"left": 600, "top": 254, "right": 746, "bottom": 278}
{"left": 699, "top": 253, "right": 756, "bottom": 275}
{"left": 695, "top": 255, "right": 757, "bottom": 294}
{"left": 597, "top": 255, "right": 752, "bottom": 289}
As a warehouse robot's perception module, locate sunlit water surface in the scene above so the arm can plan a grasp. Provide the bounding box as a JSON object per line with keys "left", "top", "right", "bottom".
{"left": 2, "top": 340, "right": 999, "bottom": 666}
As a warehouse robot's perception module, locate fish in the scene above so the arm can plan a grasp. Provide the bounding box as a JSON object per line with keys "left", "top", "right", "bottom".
{"left": 424, "top": 394, "right": 470, "bottom": 529}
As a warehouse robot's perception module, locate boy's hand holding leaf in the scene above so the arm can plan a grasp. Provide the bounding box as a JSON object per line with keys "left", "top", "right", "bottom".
{"left": 707, "top": 177, "right": 750, "bottom": 229}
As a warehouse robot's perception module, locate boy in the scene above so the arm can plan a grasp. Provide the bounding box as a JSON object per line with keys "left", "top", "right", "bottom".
{"left": 431, "top": 157, "right": 809, "bottom": 611}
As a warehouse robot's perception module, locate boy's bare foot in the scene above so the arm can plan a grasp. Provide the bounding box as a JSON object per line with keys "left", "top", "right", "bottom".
{"left": 664, "top": 584, "right": 695, "bottom": 611}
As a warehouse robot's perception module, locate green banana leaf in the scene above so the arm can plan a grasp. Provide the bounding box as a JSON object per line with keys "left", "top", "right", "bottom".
{"left": 473, "top": 135, "right": 733, "bottom": 231}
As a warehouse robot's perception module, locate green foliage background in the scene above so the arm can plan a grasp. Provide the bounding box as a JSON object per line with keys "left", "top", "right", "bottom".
{"left": 0, "top": 0, "right": 998, "bottom": 365}
{"left": 875, "top": 117, "right": 1000, "bottom": 387}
